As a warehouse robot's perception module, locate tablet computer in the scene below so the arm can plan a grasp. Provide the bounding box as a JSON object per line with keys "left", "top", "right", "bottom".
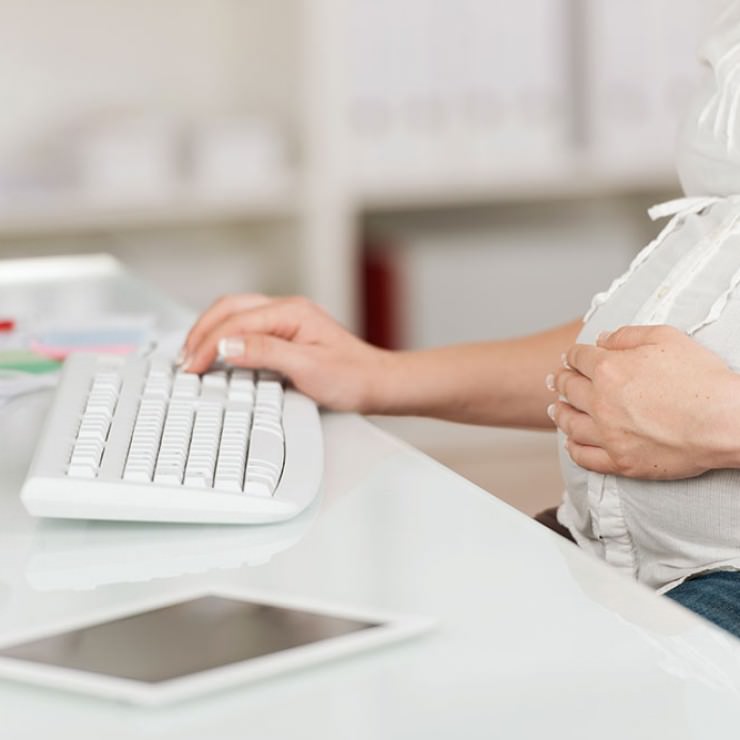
{"left": 0, "top": 587, "right": 433, "bottom": 705}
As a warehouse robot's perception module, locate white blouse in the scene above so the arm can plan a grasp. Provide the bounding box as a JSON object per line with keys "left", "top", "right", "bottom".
{"left": 558, "top": 3, "right": 740, "bottom": 593}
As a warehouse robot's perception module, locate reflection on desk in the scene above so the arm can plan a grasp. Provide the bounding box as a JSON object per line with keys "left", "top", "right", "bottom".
{"left": 22, "top": 495, "right": 322, "bottom": 592}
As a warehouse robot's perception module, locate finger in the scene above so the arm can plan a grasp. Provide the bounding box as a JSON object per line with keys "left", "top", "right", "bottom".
{"left": 218, "top": 334, "right": 313, "bottom": 382}
{"left": 553, "top": 369, "right": 594, "bottom": 414}
{"left": 564, "top": 439, "right": 619, "bottom": 475}
{"left": 565, "top": 343, "right": 606, "bottom": 380}
{"left": 183, "top": 294, "right": 271, "bottom": 356}
{"left": 597, "top": 324, "right": 679, "bottom": 351}
{"left": 185, "top": 301, "right": 308, "bottom": 373}
{"left": 553, "top": 402, "right": 602, "bottom": 446}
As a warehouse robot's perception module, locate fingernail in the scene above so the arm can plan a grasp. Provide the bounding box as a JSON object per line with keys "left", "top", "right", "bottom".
{"left": 547, "top": 403, "right": 556, "bottom": 421}
{"left": 597, "top": 330, "right": 611, "bottom": 345}
{"left": 176, "top": 351, "right": 191, "bottom": 371}
{"left": 561, "top": 353, "right": 571, "bottom": 370}
{"left": 545, "top": 373, "right": 556, "bottom": 392}
{"left": 218, "top": 337, "right": 245, "bottom": 359}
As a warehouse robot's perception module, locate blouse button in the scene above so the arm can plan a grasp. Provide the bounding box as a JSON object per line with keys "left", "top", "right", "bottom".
{"left": 657, "top": 286, "right": 670, "bottom": 299}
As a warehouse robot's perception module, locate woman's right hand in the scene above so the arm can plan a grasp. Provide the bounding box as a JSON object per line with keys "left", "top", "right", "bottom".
{"left": 178, "top": 294, "right": 398, "bottom": 413}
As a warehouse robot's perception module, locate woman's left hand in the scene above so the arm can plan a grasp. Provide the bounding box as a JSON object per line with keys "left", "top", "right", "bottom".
{"left": 549, "top": 325, "right": 740, "bottom": 480}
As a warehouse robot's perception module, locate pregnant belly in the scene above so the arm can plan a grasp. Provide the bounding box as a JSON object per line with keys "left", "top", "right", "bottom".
{"left": 560, "top": 198, "right": 740, "bottom": 588}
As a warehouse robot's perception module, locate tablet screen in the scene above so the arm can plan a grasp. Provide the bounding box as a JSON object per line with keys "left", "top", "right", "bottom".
{"left": 0, "top": 596, "right": 382, "bottom": 684}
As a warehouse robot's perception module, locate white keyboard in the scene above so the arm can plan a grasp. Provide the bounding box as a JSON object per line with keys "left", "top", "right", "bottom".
{"left": 21, "top": 353, "right": 323, "bottom": 524}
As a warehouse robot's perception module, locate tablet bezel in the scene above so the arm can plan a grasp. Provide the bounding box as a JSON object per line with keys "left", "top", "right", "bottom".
{"left": 0, "top": 586, "right": 435, "bottom": 705}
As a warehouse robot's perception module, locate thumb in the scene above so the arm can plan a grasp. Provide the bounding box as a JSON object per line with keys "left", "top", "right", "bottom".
{"left": 597, "top": 325, "right": 669, "bottom": 351}
{"left": 218, "top": 334, "right": 311, "bottom": 381}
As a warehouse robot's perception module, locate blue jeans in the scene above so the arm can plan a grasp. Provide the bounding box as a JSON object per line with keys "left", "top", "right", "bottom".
{"left": 665, "top": 571, "right": 740, "bottom": 638}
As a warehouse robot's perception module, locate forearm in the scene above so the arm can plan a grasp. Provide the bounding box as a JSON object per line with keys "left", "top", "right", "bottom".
{"left": 374, "top": 320, "right": 583, "bottom": 429}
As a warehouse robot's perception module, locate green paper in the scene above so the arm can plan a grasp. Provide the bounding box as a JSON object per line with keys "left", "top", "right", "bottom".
{"left": 0, "top": 350, "right": 61, "bottom": 374}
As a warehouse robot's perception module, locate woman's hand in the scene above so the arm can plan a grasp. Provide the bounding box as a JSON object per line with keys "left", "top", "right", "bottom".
{"left": 179, "top": 294, "right": 397, "bottom": 412}
{"left": 550, "top": 325, "right": 740, "bottom": 480}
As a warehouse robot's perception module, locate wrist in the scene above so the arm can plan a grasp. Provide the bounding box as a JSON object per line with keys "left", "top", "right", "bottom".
{"left": 361, "top": 350, "right": 423, "bottom": 416}
{"left": 357, "top": 348, "right": 407, "bottom": 415}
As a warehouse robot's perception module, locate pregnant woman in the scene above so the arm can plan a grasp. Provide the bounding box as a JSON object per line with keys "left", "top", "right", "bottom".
{"left": 179, "top": 3, "right": 740, "bottom": 636}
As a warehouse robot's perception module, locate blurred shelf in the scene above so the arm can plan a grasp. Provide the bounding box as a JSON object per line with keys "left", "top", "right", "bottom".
{"left": 0, "top": 183, "right": 300, "bottom": 238}
{"left": 355, "top": 159, "right": 682, "bottom": 213}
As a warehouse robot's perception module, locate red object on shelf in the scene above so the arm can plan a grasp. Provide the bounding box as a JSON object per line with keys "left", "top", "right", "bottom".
{"left": 362, "top": 240, "right": 401, "bottom": 350}
{"left": 0, "top": 319, "right": 16, "bottom": 332}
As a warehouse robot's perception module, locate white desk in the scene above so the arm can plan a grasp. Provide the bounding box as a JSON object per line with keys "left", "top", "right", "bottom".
{"left": 1, "top": 255, "right": 739, "bottom": 739}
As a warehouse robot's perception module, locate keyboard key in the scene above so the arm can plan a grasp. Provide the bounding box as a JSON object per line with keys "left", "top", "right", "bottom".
{"left": 143, "top": 378, "right": 171, "bottom": 399}
{"left": 123, "top": 394, "right": 167, "bottom": 481}
{"left": 246, "top": 466, "right": 279, "bottom": 489}
{"left": 147, "top": 358, "right": 173, "bottom": 378}
{"left": 77, "top": 422, "right": 110, "bottom": 442}
{"left": 70, "top": 440, "right": 104, "bottom": 468}
{"left": 244, "top": 470, "right": 275, "bottom": 493}
{"left": 184, "top": 473, "right": 211, "bottom": 488}
{"left": 184, "top": 404, "right": 223, "bottom": 487}
{"left": 91, "top": 372, "right": 122, "bottom": 394}
{"left": 202, "top": 371, "right": 227, "bottom": 390}
{"left": 214, "top": 478, "right": 243, "bottom": 492}
{"left": 154, "top": 470, "right": 184, "bottom": 485}
{"left": 68, "top": 463, "right": 98, "bottom": 479}
{"left": 245, "top": 426, "right": 285, "bottom": 494}
{"left": 252, "top": 420, "right": 283, "bottom": 438}
{"left": 171, "top": 373, "right": 200, "bottom": 399}
{"left": 228, "top": 371, "right": 255, "bottom": 403}
{"left": 153, "top": 400, "right": 195, "bottom": 483}
{"left": 123, "top": 468, "right": 152, "bottom": 483}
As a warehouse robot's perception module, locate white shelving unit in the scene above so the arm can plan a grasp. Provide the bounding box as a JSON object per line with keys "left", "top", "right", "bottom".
{"left": 0, "top": 186, "right": 300, "bottom": 238}
{"left": 356, "top": 161, "right": 681, "bottom": 214}
{"left": 0, "top": 0, "right": 715, "bottom": 328}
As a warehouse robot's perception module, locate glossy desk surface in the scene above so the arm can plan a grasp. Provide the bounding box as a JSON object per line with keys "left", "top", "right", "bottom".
{"left": 1, "top": 255, "right": 739, "bottom": 739}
